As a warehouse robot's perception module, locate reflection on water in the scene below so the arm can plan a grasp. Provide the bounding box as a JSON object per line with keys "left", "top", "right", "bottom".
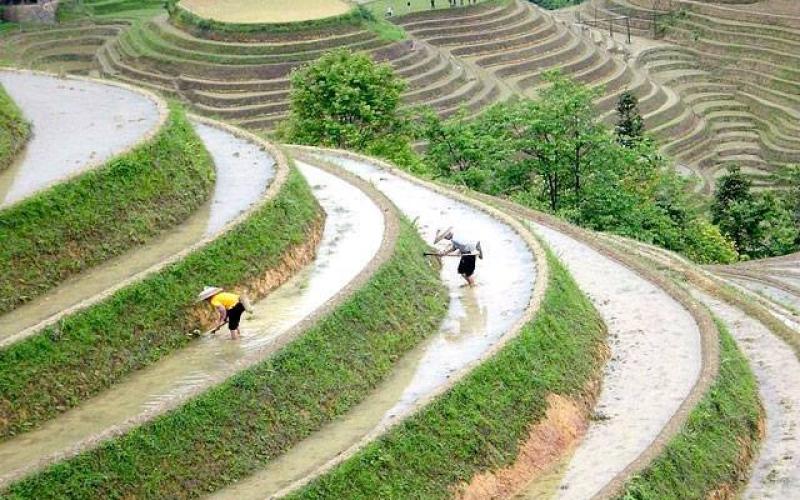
{"left": 212, "top": 153, "right": 535, "bottom": 500}
{"left": 318, "top": 154, "right": 536, "bottom": 425}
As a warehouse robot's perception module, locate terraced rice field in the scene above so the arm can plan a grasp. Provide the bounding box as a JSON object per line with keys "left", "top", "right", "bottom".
{"left": 571, "top": 0, "right": 800, "bottom": 186}
{"left": 1, "top": 0, "right": 799, "bottom": 498}
{"left": 178, "top": 0, "right": 353, "bottom": 23}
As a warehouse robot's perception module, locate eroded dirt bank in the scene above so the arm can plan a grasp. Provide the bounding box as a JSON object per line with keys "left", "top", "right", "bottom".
{"left": 521, "top": 222, "right": 702, "bottom": 499}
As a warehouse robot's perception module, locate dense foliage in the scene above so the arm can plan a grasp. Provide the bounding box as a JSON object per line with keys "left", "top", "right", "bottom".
{"left": 280, "top": 49, "right": 425, "bottom": 173}
{"left": 280, "top": 53, "right": 797, "bottom": 264}
{"left": 0, "top": 83, "right": 29, "bottom": 171}
{"left": 527, "top": 0, "right": 585, "bottom": 10}
{"left": 616, "top": 91, "right": 645, "bottom": 149}
{"left": 420, "top": 72, "right": 737, "bottom": 264}
{"left": 712, "top": 166, "right": 800, "bottom": 259}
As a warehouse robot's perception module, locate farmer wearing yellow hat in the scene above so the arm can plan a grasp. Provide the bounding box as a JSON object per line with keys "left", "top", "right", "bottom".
{"left": 197, "top": 286, "right": 247, "bottom": 339}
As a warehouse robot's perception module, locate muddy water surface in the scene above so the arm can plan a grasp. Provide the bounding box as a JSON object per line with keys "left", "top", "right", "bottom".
{"left": 0, "top": 120, "right": 275, "bottom": 347}
{"left": 0, "top": 71, "right": 161, "bottom": 207}
{"left": 728, "top": 278, "right": 800, "bottom": 314}
{"left": 0, "top": 163, "right": 383, "bottom": 486}
{"left": 525, "top": 222, "right": 702, "bottom": 500}
{"left": 318, "top": 154, "right": 535, "bottom": 423}
{"left": 212, "top": 153, "right": 535, "bottom": 499}
{"left": 691, "top": 290, "right": 800, "bottom": 499}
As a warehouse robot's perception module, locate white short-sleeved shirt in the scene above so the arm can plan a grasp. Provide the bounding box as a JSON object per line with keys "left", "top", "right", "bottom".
{"left": 450, "top": 238, "right": 476, "bottom": 254}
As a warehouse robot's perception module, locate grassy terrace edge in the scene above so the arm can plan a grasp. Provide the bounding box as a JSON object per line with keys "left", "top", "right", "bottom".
{"left": 0, "top": 103, "right": 212, "bottom": 315}
{"left": 0, "top": 83, "right": 29, "bottom": 171}
{"left": 289, "top": 248, "right": 607, "bottom": 498}
{"left": 618, "top": 319, "right": 762, "bottom": 499}
{"left": 4, "top": 215, "right": 449, "bottom": 497}
{"left": 0, "top": 161, "right": 324, "bottom": 440}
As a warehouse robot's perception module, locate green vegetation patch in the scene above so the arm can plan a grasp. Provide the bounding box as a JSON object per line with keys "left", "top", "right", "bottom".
{"left": 0, "top": 83, "right": 30, "bottom": 171}
{"left": 0, "top": 166, "right": 323, "bottom": 440}
{"left": 527, "top": 0, "right": 584, "bottom": 9}
{"left": 4, "top": 220, "right": 447, "bottom": 497}
{"left": 291, "top": 249, "right": 607, "bottom": 498}
{"left": 420, "top": 73, "right": 738, "bottom": 264}
{"left": 619, "top": 320, "right": 762, "bottom": 499}
{"left": 0, "top": 105, "right": 214, "bottom": 315}
{"left": 57, "top": 0, "right": 164, "bottom": 20}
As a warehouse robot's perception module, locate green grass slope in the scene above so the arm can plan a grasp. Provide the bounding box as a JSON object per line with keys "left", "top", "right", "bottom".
{"left": 0, "top": 104, "right": 214, "bottom": 315}
{"left": 290, "top": 248, "right": 607, "bottom": 498}
{"left": 0, "top": 165, "right": 323, "bottom": 440}
{"left": 0, "top": 83, "right": 29, "bottom": 171}
{"left": 3, "top": 219, "right": 447, "bottom": 497}
{"left": 619, "top": 320, "right": 762, "bottom": 499}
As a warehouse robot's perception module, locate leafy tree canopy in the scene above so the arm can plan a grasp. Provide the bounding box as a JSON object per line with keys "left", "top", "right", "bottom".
{"left": 281, "top": 49, "right": 408, "bottom": 151}
{"left": 616, "top": 90, "right": 645, "bottom": 149}
{"left": 712, "top": 166, "right": 799, "bottom": 259}
{"left": 420, "top": 71, "right": 738, "bottom": 264}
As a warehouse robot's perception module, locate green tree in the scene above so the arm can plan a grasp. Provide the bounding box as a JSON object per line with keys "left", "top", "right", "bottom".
{"left": 772, "top": 164, "right": 800, "bottom": 228}
{"left": 281, "top": 49, "right": 407, "bottom": 150}
{"left": 421, "top": 73, "right": 738, "bottom": 264}
{"left": 712, "top": 166, "right": 799, "bottom": 258}
{"left": 615, "top": 91, "right": 645, "bottom": 148}
{"left": 712, "top": 165, "right": 752, "bottom": 211}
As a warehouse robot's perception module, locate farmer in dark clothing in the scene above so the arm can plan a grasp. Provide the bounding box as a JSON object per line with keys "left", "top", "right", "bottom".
{"left": 435, "top": 227, "right": 483, "bottom": 287}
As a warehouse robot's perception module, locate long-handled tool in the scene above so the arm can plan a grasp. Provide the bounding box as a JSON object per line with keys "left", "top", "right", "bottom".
{"left": 188, "top": 319, "right": 228, "bottom": 337}
{"left": 210, "top": 320, "right": 228, "bottom": 334}
{"left": 424, "top": 252, "right": 480, "bottom": 257}
{"left": 424, "top": 241, "right": 484, "bottom": 259}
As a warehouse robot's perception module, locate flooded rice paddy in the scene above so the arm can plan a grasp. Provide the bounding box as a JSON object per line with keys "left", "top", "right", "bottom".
{"left": 212, "top": 151, "right": 536, "bottom": 498}
{"left": 0, "top": 120, "right": 275, "bottom": 348}
{"left": 0, "top": 70, "right": 161, "bottom": 207}
{"left": 0, "top": 160, "right": 382, "bottom": 486}
{"left": 524, "top": 222, "right": 701, "bottom": 499}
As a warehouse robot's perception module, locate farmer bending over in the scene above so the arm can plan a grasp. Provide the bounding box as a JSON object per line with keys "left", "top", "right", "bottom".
{"left": 435, "top": 227, "right": 483, "bottom": 287}
{"left": 198, "top": 286, "right": 246, "bottom": 339}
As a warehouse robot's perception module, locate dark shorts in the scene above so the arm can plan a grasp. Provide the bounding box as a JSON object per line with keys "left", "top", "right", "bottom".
{"left": 458, "top": 255, "right": 477, "bottom": 277}
{"left": 227, "top": 302, "right": 246, "bottom": 330}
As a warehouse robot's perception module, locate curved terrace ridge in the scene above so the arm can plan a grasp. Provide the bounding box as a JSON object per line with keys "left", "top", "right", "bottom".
{"left": 0, "top": 149, "right": 387, "bottom": 486}
{"left": 0, "top": 69, "right": 166, "bottom": 207}
{"left": 213, "top": 147, "right": 544, "bottom": 499}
